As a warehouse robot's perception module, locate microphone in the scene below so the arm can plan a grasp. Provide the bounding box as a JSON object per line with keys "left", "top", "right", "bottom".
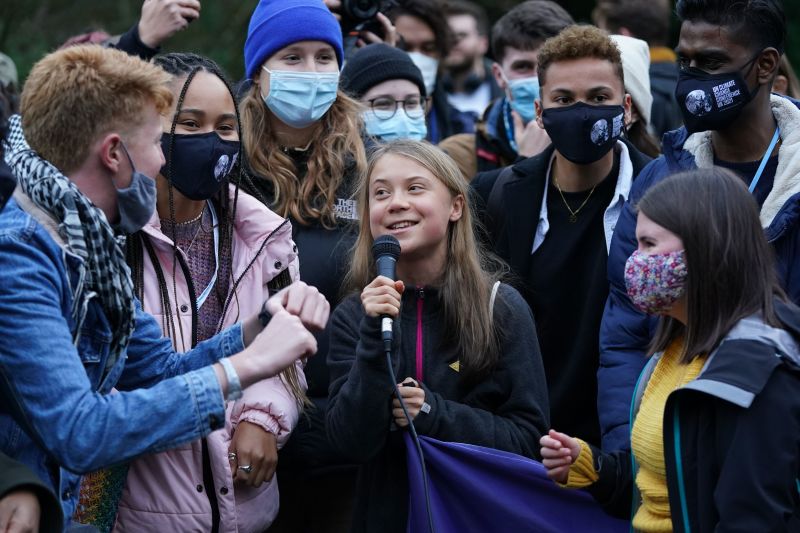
{"left": 371, "top": 235, "right": 401, "bottom": 352}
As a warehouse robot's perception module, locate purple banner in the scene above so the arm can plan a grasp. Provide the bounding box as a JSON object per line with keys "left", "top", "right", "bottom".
{"left": 405, "top": 434, "right": 629, "bottom": 533}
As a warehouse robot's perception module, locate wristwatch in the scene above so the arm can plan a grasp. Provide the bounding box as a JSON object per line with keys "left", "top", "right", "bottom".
{"left": 219, "top": 357, "right": 243, "bottom": 401}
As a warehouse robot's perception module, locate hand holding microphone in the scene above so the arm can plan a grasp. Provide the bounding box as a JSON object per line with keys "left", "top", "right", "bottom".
{"left": 362, "top": 236, "right": 403, "bottom": 351}
{"left": 361, "top": 277, "right": 404, "bottom": 318}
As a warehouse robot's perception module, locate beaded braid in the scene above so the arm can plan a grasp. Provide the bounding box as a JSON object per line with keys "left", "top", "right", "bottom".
{"left": 126, "top": 234, "right": 182, "bottom": 341}
{"left": 166, "top": 66, "right": 200, "bottom": 345}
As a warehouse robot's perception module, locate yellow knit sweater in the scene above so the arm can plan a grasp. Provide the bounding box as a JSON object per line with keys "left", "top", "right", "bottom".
{"left": 565, "top": 337, "right": 707, "bottom": 533}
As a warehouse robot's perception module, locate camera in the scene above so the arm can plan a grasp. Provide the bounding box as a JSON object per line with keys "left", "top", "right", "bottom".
{"left": 339, "top": 0, "right": 394, "bottom": 35}
{"left": 338, "top": 0, "right": 400, "bottom": 60}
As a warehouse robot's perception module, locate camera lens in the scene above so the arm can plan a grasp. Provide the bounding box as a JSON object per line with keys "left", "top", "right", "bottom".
{"left": 345, "top": 0, "right": 379, "bottom": 20}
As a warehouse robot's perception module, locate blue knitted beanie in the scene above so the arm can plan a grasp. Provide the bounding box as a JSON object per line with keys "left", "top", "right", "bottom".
{"left": 244, "top": 0, "right": 344, "bottom": 79}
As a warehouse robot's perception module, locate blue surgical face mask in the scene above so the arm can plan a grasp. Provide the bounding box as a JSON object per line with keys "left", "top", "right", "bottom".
{"left": 117, "top": 142, "right": 157, "bottom": 234}
{"left": 407, "top": 52, "right": 439, "bottom": 96}
{"left": 261, "top": 67, "right": 340, "bottom": 128}
{"left": 362, "top": 111, "right": 427, "bottom": 141}
{"left": 503, "top": 74, "right": 539, "bottom": 124}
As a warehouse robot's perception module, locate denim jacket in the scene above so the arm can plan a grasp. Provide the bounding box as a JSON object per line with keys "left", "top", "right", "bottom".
{"left": 0, "top": 193, "right": 243, "bottom": 526}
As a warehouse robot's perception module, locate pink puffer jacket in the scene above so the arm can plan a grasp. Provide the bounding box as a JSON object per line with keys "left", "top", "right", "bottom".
{"left": 114, "top": 189, "right": 304, "bottom": 533}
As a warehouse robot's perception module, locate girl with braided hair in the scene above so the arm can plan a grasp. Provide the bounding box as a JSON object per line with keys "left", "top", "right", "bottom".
{"left": 115, "top": 52, "right": 306, "bottom": 532}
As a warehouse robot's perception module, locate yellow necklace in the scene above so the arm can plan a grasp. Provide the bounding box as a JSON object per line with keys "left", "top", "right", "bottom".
{"left": 553, "top": 175, "right": 598, "bottom": 223}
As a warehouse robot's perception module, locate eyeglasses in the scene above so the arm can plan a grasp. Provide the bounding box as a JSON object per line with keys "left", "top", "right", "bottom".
{"left": 367, "top": 96, "right": 427, "bottom": 120}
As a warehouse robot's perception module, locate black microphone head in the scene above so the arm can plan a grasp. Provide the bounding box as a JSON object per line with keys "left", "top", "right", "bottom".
{"left": 372, "top": 235, "right": 401, "bottom": 261}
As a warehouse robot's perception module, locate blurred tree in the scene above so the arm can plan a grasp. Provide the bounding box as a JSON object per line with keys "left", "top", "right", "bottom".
{"left": 1, "top": 0, "right": 798, "bottom": 88}
{"left": 0, "top": 0, "right": 257, "bottom": 83}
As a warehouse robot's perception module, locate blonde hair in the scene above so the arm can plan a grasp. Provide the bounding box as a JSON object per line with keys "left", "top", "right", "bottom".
{"left": 20, "top": 45, "right": 173, "bottom": 173}
{"left": 347, "top": 140, "right": 506, "bottom": 380}
{"left": 241, "top": 86, "right": 367, "bottom": 228}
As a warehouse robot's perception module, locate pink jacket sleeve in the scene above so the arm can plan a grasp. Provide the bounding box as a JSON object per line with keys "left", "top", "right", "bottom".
{"left": 228, "top": 247, "right": 305, "bottom": 448}
{"left": 228, "top": 361, "right": 307, "bottom": 448}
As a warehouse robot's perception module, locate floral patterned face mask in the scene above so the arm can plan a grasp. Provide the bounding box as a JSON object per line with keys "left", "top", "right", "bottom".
{"left": 624, "top": 249, "right": 688, "bottom": 315}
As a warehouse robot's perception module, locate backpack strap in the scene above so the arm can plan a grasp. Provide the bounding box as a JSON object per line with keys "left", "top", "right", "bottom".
{"left": 489, "top": 280, "right": 501, "bottom": 318}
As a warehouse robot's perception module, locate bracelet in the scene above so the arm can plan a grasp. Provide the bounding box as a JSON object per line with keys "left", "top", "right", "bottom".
{"left": 258, "top": 301, "right": 272, "bottom": 329}
{"left": 219, "top": 357, "right": 243, "bottom": 401}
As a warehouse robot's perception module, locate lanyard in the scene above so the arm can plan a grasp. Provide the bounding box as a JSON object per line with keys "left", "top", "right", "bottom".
{"left": 502, "top": 99, "right": 519, "bottom": 154}
{"left": 196, "top": 200, "right": 220, "bottom": 309}
{"left": 749, "top": 126, "right": 781, "bottom": 193}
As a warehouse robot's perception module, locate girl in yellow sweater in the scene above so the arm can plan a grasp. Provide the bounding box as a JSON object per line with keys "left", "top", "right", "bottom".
{"left": 541, "top": 167, "right": 800, "bottom": 532}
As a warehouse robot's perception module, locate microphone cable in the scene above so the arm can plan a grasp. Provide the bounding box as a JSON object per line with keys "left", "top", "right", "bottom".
{"left": 372, "top": 235, "right": 435, "bottom": 532}
{"left": 385, "top": 347, "right": 437, "bottom": 533}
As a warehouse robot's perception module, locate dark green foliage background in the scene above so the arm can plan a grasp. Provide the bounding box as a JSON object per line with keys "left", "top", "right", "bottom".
{"left": 1, "top": 1, "right": 798, "bottom": 85}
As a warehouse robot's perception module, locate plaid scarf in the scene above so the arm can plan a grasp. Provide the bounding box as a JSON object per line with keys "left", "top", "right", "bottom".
{"left": 4, "top": 115, "right": 135, "bottom": 378}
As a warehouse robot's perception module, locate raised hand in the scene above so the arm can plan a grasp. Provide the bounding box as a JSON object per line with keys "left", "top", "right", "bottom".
{"left": 138, "top": 0, "right": 201, "bottom": 49}
{"left": 357, "top": 13, "right": 398, "bottom": 48}
{"left": 265, "top": 281, "right": 330, "bottom": 332}
{"left": 512, "top": 110, "right": 551, "bottom": 158}
{"left": 228, "top": 309, "right": 318, "bottom": 394}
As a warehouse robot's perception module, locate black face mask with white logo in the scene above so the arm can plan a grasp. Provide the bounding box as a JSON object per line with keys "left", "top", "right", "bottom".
{"left": 541, "top": 102, "right": 625, "bottom": 164}
{"left": 160, "top": 132, "right": 240, "bottom": 201}
{"left": 674, "top": 55, "right": 761, "bottom": 134}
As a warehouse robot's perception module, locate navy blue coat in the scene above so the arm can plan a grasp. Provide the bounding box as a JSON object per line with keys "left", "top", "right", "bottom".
{"left": 599, "top": 95, "right": 800, "bottom": 451}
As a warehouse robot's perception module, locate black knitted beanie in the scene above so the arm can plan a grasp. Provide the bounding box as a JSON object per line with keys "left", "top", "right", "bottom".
{"left": 340, "top": 43, "right": 426, "bottom": 99}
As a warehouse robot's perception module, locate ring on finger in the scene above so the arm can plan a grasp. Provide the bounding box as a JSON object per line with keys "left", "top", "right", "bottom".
{"left": 238, "top": 464, "right": 253, "bottom": 474}
{"left": 228, "top": 452, "right": 237, "bottom": 461}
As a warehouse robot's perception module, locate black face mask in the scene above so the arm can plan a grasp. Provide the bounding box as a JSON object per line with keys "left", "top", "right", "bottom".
{"left": 674, "top": 55, "right": 760, "bottom": 134}
{"left": 160, "top": 132, "right": 240, "bottom": 201}
{"left": 541, "top": 102, "right": 625, "bottom": 164}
